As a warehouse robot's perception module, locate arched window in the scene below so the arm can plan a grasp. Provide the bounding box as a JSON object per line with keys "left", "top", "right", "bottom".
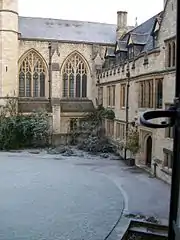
{"left": 168, "top": 43, "right": 172, "bottom": 67}
{"left": 19, "top": 50, "right": 46, "bottom": 97}
{"left": 62, "top": 53, "right": 88, "bottom": 98}
{"left": 172, "top": 41, "right": 176, "bottom": 67}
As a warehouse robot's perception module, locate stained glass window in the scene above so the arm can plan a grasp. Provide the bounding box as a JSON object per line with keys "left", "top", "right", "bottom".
{"left": 19, "top": 50, "right": 46, "bottom": 97}
{"left": 62, "top": 53, "right": 88, "bottom": 98}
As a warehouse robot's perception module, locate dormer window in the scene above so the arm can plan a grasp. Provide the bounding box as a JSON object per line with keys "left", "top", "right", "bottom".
{"left": 104, "top": 47, "right": 116, "bottom": 69}
{"left": 128, "top": 46, "right": 134, "bottom": 59}
{"left": 151, "top": 17, "right": 161, "bottom": 48}
{"left": 115, "top": 41, "right": 128, "bottom": 64}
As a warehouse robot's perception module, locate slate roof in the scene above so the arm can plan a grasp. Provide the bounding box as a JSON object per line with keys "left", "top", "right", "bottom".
{"left": 18, "top": 16, "right": 117, "bottom": 44}
{"left": 114, "top": 12, "right": 163, "bottom": 55}
{"left": 129, "top": 33, "right": 150, "bottom": 45}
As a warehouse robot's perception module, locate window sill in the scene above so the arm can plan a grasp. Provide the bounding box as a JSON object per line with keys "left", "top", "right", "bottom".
{"left": 165, "top": 66, "right": 176, "bottom": 70}
{"left": 138, "top": 107, "right": 153, "bottom": 111}
{"left": 121, "top": 106, "right": 125, "bottom": 110}
{"left": 18, "top": 97, "right": 48, "bottom": 101}
{"left": 165, "top": 137, "right": 173, "bottom": 140}
{"left": 161, "top": 167, "right": 172, "bottom": 176}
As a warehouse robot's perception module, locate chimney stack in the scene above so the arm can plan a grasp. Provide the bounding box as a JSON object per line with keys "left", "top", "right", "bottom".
{"left": 116, "top": 11, "right": 128, "bottom": 39}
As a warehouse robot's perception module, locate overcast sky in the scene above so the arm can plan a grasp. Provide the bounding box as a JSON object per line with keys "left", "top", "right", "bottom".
{"left": 19, "top": 0, "right": 163, "bottom": 26}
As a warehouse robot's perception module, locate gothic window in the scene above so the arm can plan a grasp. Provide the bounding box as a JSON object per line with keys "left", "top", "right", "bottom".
{"left": 139, "top": 79, "right": 153, "bottom": 108}
{"left": 138, "top": 79, "right": 163, "bottom": 109}
{"left": 19, "top": 50, "right": 46, "bottom": 97}
{"left": 62, "top": 53, "right": 88, "bottom": 98}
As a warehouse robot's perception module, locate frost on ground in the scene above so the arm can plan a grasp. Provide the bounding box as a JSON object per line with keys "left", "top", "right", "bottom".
{"left": 0, "top": 146, "right": 170, "bottom": 240}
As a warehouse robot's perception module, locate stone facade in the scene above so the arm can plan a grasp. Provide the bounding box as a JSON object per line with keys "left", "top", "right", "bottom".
{"left": 0, "top": 0, "right": 176, "bottom": 183}
{"left": 18, "top": 40, "right": 106, "bottom": 135}
{"left": 0, "top": 0, "right": 112, "bottom": 138}
{"left": 97, "top": 0, "right": 176, "bottom": 184}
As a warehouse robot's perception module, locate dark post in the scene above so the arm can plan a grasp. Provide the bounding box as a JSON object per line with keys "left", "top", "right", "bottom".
{"left": 124, "top": 62, "right": 130, "bottom": 160}
{"left": 48, "top": 42, "right": 52, "bottom": 108}
{"left": 168, "top": 1, "right": 180, "bottom": 239}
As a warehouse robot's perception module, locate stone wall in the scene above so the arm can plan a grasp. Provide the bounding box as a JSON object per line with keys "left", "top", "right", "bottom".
{"left": 18, "top": 40, "right": 107, "bottom": 134}
{"left": 97, "top": 0, "right": 176, "bottom": 184}
{"left": 0, "top": 0, "right": 18, "bottom": 97}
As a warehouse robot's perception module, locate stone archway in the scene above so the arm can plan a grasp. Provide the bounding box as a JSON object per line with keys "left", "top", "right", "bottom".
{"left": 145, "top": 136, "right": 152, "bottom": 167}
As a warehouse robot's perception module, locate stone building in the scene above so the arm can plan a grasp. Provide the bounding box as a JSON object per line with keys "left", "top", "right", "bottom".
{"left": 97, "top": 0, "right": 176, "bottom": 184}
{"left": 0, "top": 0, "right": 128, "bottom": 143}
{"left": 0, "top": 0, "right": 176, "bottom": 183}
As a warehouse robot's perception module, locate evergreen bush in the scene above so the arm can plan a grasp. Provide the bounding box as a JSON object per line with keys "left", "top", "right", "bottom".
{"left": 0, "top": 99, "right": 50, "bottom": 150}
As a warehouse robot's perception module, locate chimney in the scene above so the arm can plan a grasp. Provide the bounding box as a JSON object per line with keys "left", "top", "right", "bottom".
{"left": 116, "top": 11, "right": 128, "bottom": 39}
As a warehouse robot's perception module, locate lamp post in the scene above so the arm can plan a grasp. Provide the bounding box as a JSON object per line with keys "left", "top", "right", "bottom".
{"left": 124, "top": 61, "right": 130, "bottom": 161}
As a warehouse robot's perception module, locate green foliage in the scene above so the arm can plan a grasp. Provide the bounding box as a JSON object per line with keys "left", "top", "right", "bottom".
{"left": 0, "top": 99, "right": 50, "bottom": 150}
{"left": 126, "top": 126, "right": 140, "bottom": 156}
{"left": 70, "top": 105, "right": 115, "bottom": 153}
{"left": 84, "top": 105, "right": 115, "bottom": 126}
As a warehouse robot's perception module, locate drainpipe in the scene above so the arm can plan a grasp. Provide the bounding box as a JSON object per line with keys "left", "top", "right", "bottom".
{"left": 124, "top": 61, "right": 130, "bottom": 160}
{"left": 48, "top": 42, "right": 52, "bottom": 110}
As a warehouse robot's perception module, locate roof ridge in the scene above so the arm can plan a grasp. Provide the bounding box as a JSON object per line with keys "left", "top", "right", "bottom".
{"left": 126, "top": 11, "right": 163, "bottom": 35}
{"left": 131, "top": 32, "right": 150, "bottom": 36}
{"left": 19, "top": 15, "right": 116, "bottom": 26}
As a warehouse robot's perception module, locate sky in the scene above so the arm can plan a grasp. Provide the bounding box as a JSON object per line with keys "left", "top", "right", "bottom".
{"left": 19, "top": 0, "right": 163, "bottom": 26}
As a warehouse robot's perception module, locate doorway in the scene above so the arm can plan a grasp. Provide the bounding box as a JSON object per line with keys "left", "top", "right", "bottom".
{"left": 146, "top": 136, "right": 152, "bottom": 167}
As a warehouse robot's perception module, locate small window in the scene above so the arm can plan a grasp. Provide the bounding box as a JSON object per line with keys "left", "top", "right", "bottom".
{"left": 129, "top": 46, "right": 134, "bottom": 59}
{"left": 98, "top": 87, "right": 103, "bottom": 105}
{"left": 116, "top": 123, "right": 121, "bottom": 139}
{"left": 107, "top": 86, "right": 111, "bottom": 106}
{"left": 112, "top": 85, "right": 116, "bottom": 107}
{"left": 116, "top": 122, "right": 125, "bottom": 140}
{"left": 121, "top": 84, "right": 126, "bottom": 108}
{"left": 165, "top": 104, "right": 174, "bottom": 138}
{"left": 164, "top": 149, "right": 173, "bottom": 169}
{"left": 166, "top": 40, "right": 176, "bottom": 68}
{"left": 168, "top": 43, "right": 172, "bottom": 67}
{"left": 106, "top": 120, "right": 114, "bottom": 137}
{"left": 70, "top": 119, "right": 77, "bottom": 131}
{"left": 156, "top": 79, "right": 163, "bottom": 109}
{"left": 172, "top": 41, "right": 176, "bottom": 67}
{"left": 139, "top": 82, "right": 145, "bottom": 108}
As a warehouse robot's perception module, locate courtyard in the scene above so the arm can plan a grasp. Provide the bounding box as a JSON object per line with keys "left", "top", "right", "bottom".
{"left": 0, "top": 149, "right": 170, "bottom": 240}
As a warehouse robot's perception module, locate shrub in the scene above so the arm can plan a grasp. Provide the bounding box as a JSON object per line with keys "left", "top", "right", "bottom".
{"left": 0, "top": 99, "right": 50, "bottom": 150}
